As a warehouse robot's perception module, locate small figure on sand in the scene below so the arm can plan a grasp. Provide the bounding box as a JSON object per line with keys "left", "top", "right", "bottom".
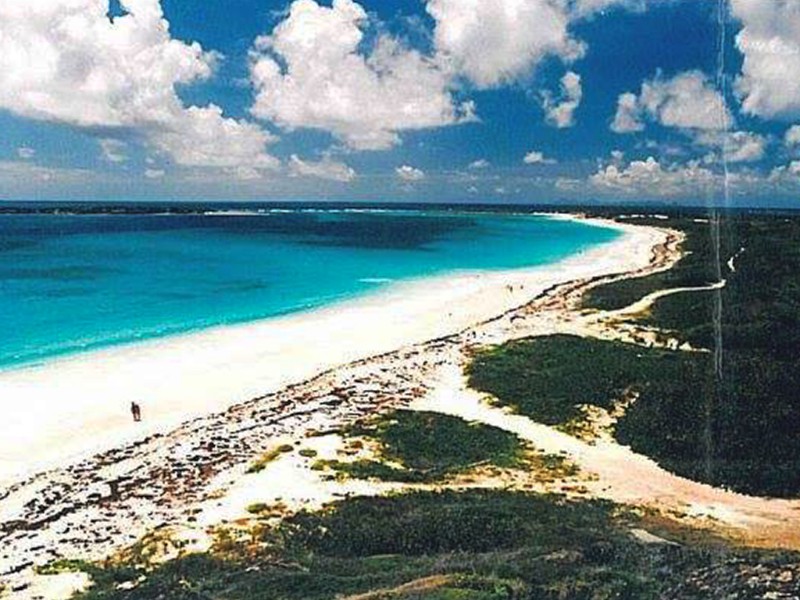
{"left": 130, "top": 401, "right": 142, "bottom": 423}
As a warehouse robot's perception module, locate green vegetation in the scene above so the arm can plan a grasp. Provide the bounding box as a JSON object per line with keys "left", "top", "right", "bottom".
{"left": 468, "top": 335, "right": 711, "bottom": 428}
{"left": 583, "top": 218, "right": 719, "bottom": 315}
{"left": 246, "top": 502, "right": 270, "bottom": 515}
{"left": 468, "top": 328, "right": 800, "bottom": 497}
{"left": 481, "top": 213, "right": 800, "bottom": 498}
{"left": 66, "top": 489, "right": 800, "bottom": 600}
{"left": 647, "top": 217, "right": 800, "bottom": 355}
{"left": 626, "top": 216, "right": 800, "bottom": 497}
{"left": 469, "top": 334, "right": 720, "bottom": 479}
{"left": 52, "top": 491, "right": 686, "bottom": 599}
{"left": 280, "top": 491, "right": 627, "bottom": 559}
{"left": 323, "top": 410, "right": 529, "bottom": 483}
{"left": 246, "top": 444, "right": 295, "bottom": 474}
{"left": 36, "top": 559, "right": 94, "bottom": 576}
{"left": 583, "top": 214, "right": 800, "bottom": 354}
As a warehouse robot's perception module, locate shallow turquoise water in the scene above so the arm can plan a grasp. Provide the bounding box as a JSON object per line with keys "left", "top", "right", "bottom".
{"left": 0, "top": 208, "right": 619, "bottom": 369}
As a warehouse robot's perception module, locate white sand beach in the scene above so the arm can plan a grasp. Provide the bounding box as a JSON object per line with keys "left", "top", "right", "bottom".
{"left": 0, "top": 216, "right": 662, "bottom": 486}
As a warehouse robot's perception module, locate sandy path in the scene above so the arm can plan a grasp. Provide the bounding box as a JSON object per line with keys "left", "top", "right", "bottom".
{"left": 601, "top": 279, "right": 726, "bottom": 322}
{"left": 412, "top": 364, "right": 800, "bottom": 548}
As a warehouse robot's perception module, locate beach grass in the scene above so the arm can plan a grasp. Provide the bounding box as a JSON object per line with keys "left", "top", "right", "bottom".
{"left": 246, "top": 444, "right": 295, "bottom": 474}
{"left": 322, "top": 409, "right": 531, "bottom": 483}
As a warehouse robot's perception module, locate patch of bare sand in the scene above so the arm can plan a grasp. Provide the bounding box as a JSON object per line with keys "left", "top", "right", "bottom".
{"left": 8, "top": 572, "right": 89, "bottom": 600}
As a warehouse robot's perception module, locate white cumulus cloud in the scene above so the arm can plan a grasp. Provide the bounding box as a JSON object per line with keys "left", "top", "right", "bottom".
{"left": 769, "top": 160, "right": 800, "bottom": 184}
{"left": 590, "top": 156, "right": 716, "bottom": 196}
{"left": 0, "top": 0, "right": 276, "bottom": 171}
{"left": 611, "top": 70, "right": 731, "bottom": 133}
{"left": 424, "top": 0, "right": 644, "bottom": 91}
{"left": 151, "top": 105, "right": 277, "bottom": 172}
{"left": 785, "top": 125, "right": 800, "bottom": 147}
{"left": 468, "top": 159, "right": 490, "bottom": 169}
{"left": 288, "top": 154, "right": 356, "bottom": 182}
{"left": 694, "top": 130, "right": 767, "bottom": 163}
{"left": 0, "top": 160, "right": 97, "bottom": 185}
{"left": 249, "top": 0, "right": 473, "bottom": 151}
{"left": 99, "top": 139, "right": 128, "bottom": 163}
{"left": 395, "top": 165, "right": 426, "bottom": 181}
{"left": 542, "top": 71, "right": 582, "bottom": 128}
{"left": 732, "top": 0, "right": 800, "bottom": 119}
{"left": 426, "top": 0, "right": 584, "bottom": 89}
{"left": 569, "top": 0, "right": 645, "bottom": 18}
{"left": 523, "top": 150, "right": 556, "bottom": 164}
{"left": 611, "top": 92, "right": 645, "bottom": 133}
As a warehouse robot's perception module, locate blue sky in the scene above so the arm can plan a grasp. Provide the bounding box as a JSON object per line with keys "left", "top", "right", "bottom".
{"left": 1, "top": 0, "right": 800, "bottom": 205}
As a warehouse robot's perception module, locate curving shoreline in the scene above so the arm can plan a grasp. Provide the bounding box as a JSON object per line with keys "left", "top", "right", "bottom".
{"left": 0, "top": 216, "right": 692, "bottom": 596}
{"left": 0, "top": 215, "right": 657, "bottom": 487}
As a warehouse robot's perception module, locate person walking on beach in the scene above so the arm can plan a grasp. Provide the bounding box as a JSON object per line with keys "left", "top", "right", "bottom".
{"left": 130, "top": 401, "right": 142, "bottom": 423}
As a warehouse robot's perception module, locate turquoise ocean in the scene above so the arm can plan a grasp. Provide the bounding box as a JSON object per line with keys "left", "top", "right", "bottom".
{"left": 0, "top": 204, "right": 620, "bottom": 369}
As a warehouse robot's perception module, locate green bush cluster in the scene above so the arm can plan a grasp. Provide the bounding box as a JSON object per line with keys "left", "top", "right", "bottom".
{"left": 329, "top": 410, "right": 528, "bottom": 483}
{"left": 246, "top": 444, "right": 295, "bottom": 474}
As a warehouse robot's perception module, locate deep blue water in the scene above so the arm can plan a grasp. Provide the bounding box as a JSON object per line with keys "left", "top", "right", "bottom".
{"left": 0, "top": 207, "right": 619, "bottom": 369}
